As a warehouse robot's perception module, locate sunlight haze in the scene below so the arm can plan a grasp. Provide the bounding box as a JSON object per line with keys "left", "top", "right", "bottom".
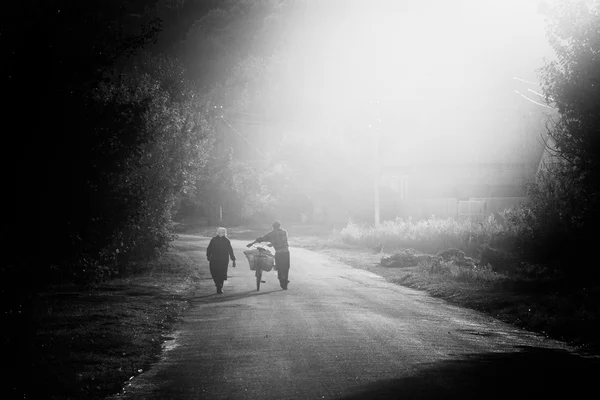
{"left": 280, "top": 0, "right": 556, "bottom": 164}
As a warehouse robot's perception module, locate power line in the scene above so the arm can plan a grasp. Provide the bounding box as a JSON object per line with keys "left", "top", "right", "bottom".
{"left": 527, "top": 88, "right": 555, "bottom": 104}
{"left": 527, "top": 88, "right": 546, "bottom": 98}
{"left": 514, "top": 90, "right": 554, "bottom": 109}
{"left": 513, "top": 76, "right": 541, "bottom": 86}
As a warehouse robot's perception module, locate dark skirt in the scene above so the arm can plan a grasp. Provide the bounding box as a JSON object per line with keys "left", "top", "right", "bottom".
{"left": 209, "top": 259, "right": 229, "bottom": 285}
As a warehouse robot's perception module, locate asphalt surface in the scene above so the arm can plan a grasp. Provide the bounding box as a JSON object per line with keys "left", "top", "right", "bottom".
{"left": 111, "top": 235, "right": 599, "bottom": 400}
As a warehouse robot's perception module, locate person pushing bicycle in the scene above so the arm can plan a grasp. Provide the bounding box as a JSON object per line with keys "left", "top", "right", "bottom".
{"left": 247, "top": 221, "right": 291, "bottom": 290}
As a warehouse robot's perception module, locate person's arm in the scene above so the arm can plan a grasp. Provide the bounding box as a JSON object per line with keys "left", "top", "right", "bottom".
{"left": 228, "top": 239, "right": 236, "bottom": 263}
{"left": 247, "top": 231, "right": 272, "bottom": 247}
{"left": 206, "top": 238, "right": 213, "bottom": 261}
{"left": 258, "top": 231, "right": 274, "bottom": 243}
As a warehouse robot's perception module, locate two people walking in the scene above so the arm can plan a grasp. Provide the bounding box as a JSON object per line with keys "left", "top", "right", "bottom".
{"left": 206, "top": 221, "right": 291, "bottom": 293}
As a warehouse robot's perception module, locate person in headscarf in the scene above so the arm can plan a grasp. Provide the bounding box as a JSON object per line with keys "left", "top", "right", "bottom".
{"left": 206, "top": 227, "right": 236, "bottom": 294}
{"left": 247, "top": 220, "right": 290, "bottom": 290}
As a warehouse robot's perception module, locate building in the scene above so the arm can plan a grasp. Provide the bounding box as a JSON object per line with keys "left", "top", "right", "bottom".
{"left": 380, "top": 161, "right": 533, "bottom": 221}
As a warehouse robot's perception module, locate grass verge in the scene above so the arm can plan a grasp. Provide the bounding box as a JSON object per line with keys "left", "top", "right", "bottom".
{"left": 174, "top": 222, "right": 336, "bottom": 243}
{"left": 23, "top": 244, "right": 203, "bottom": 399}
{"left": 303, "top": 244, "right": 600, "bottom": 356}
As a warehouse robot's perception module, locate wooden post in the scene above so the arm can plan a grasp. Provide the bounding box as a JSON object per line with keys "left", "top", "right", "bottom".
{"left": 374, "top": 176, "right": 380, "bottom": 227}
{"left": 372, "top": 100, "right": 381, "bottom": 227}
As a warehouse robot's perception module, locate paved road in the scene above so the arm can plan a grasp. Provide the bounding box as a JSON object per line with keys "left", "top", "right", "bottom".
{"left": 113, "top": 235, "right": 599, "bottom": 400}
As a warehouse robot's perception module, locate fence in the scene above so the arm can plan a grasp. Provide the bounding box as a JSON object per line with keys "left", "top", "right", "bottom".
{"left": 394, "top": 197, "right": 529, "bottom": 221}
{"left": 457, "top": 199, "right": 486, "bottom": 223}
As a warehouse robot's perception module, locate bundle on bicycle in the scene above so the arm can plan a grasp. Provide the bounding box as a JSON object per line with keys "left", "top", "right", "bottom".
{"left": 243, "top": 244, "right": 277, "bottom": 291}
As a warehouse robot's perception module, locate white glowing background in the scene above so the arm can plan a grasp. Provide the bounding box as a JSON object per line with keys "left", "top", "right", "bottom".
{"left": 276, "top": 0, "right": 556, "bottom": 165}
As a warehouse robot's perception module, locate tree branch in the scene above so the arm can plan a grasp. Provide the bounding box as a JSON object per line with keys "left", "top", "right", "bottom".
{"left": 514, "top": 90, "right": 554, "bottom": 109}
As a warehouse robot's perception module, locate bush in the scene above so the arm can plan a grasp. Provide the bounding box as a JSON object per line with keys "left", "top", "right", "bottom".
{"left": 381, "top": 249, "right": 427, "bottom": 268}
{"left": 479, "top": 245, "right": 519, "bottom": 274}
{"left": 452, "top": 263, "right": 498, "bottom": 283}
{"left": 38, "top": 52, "right": 213, "bottom": 286}
{"left": 340, "top": 212, "right": 568, "bottom": 280}
{"left": 173, "top": 196, "right": 205, "bottom": 222}
{"left": 419, "top": 256, "right": 501, "bottom": 283}
{"left": 426, "top": 257, "right": 452, "bottom": 276}
{"left": 493, "top": 165, "right": 599, "bottom": 278}
{"left": 376, "top": 244, "right": 502, "bottom": 283}
{"left": 531, "top": 0, "right": 600, "bottom": 278}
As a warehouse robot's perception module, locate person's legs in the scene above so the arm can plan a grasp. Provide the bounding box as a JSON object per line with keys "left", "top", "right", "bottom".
{"left": 217, "top": 261, "right": 228, "bottom": 293}
{"left": 210, "top": 261, "right": 226, "bottom": 294}
{"left": 284, "top": 252, "right": 290, "bottom": 286}
{"left": 209, "top": 262, "right": 219, "bottom": 290}
{"left": 275, "top": 254, "right": 284, "bottom": 283}
{"left": 275, "top": 252, "right": 290, "bottom": 289}
{"left": 275, "top": 253, "right": 283, "bottom": 286}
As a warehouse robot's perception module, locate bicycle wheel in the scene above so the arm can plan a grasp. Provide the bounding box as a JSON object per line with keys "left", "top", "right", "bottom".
{"left": 256, "top": 267, "right": 261, "bottom": 291}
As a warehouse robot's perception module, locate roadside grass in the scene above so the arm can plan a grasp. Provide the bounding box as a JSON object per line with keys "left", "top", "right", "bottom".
{"left": 28, "top": 243, "right": 204, "bottom": 399}
{"left": 174, "top": 222, "right": 267, "bottom": 239}
{"left": 339, "top": 215, "right": 521, "bottom": 258}
{"left": 309, "top": 243, "right": 600, "bottom": 356}
{"left": 174, "top": 221, "right": 338, "bottom": 243}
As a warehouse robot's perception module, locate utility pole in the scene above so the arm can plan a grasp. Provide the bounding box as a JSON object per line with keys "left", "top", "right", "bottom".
{"left": 370, "top": 99, "right": 382, "bottom": 227}
{"left": 374, "top": 162, "right": 380, "bottom": 227}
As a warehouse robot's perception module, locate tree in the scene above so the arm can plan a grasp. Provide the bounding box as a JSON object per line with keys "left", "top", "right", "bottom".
{"left": 2, "top": 1, "right": 218, "bottom": 289}
{"left": 539, "top": 0, "right": 600, "bottom": 226}
{"left": 81, "top": 52, "right": 213, "bottom": 272}
{"left": 517, "top": 0, "right": 600, "bottom": 274}
{"left": 193, "top": 147, "right": 270, "bottom": 225}
{"left": 2, "top": 2, "right": 210, "bottom": 395}
{"left": 178, "top": 0, "right": 302, "bottom": 117}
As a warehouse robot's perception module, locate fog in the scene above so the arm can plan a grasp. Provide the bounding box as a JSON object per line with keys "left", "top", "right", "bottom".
{"left": 277, "top": 0, "right": 556, "bottom": 164}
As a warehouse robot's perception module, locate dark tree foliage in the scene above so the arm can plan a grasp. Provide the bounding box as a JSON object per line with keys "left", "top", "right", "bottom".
{"left": 1, "top": 1, "right": 301, "bottom": 380}
{"left": 540, "top": 1, "right": 600, "bottom": 167}
{"left": 2, "top": 3, "right": 214, "bottom": 393}
{"left": 162, "top": 0, "right": 306, "bottom": 223}
{"left": 4, "top": 0, "right": 160, "bottom": 278}
{"left": 540, "top": 0, "right": 600, "bottom": 196}
{"left": 523, "top": 0, "right": 600, "bottom": 275}
{"left": 0, "top": 0, "right": 301, "bottom": 303}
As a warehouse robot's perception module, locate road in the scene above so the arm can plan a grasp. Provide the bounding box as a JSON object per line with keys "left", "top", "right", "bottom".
{"left": 112, "top": 235, "right": 599, "bottom": 400}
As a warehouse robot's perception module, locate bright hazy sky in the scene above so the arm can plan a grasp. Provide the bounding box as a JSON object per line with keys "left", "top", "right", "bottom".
{"left": 281, "top": 0, "right": 557, "bottom": 164}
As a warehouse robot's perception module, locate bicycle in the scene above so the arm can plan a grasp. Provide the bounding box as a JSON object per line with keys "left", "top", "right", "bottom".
{"left": 243, "top": 244, "right": 276, "bottom": 291}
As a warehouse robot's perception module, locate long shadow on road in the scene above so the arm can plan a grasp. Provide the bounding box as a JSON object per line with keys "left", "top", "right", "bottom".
{"left": 338, "top": 345, "right": 599, "bottom": 400}
{"left": 189, "top": 289, "right": 281, "bottom": 305}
